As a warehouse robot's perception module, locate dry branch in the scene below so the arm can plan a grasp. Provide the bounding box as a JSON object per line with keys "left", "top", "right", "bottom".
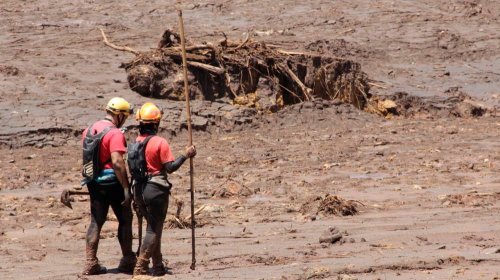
{"left": 99, "top": 28, "right": 139, "bottom": 55}
{"left": 185, "top": 205, "right": 206, "bottom": 221}
{"left": 281, "top": 63, "right": 312, "bottom": 101}
{"left": 231, "top": 32, "right": 251, "bottom": 51}
{"left": 187, "top": 61, "right": 225, "bottom": 75}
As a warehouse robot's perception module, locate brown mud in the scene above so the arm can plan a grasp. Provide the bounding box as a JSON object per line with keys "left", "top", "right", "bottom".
{"left": 1, "top": 1, "right": 499, "bottom": 280}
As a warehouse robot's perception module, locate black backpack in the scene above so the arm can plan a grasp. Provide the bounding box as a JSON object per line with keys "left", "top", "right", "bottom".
{"left": 82, "top": 124, "right": 113, "bottom": 181}
{"left": 127, "top": 135, "right": 154, "bottom": 184}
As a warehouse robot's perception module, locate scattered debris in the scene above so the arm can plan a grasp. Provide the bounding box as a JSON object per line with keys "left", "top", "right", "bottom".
{"left": 319, "top": 227, "right": 344, "bottom": 244}
{"left": 165, "top": 203, "right": 207, "bottom": 229}
{"left": 482, "top": 247, "right": 500, "bottom": 255}
{"left": 439, "top": 191, "right": 500, "bottom": 207}
{"left": 0, "top": 65, "right": 21, "bottom": 76}
{"left": 303, "top": 267, "right": 331, "bottom": 279}
{"left": 100, "top": 28, "right": 371, "bottom": 112}
{"left": 337, "top": 274, "right": 358, "bottom": 280}
{"left": 301, "top": 194, "right": 362, "bottom": 216}
{"left": 211, "top": 180, "right": 253, "bottom": 198}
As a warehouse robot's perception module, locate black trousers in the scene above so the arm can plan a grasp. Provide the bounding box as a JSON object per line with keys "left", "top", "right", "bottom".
{"left": 135, "top": 182, "right": 169, "bottom": 266}
{"left": 86, "top": 181, "right": 133, "bottom": 258}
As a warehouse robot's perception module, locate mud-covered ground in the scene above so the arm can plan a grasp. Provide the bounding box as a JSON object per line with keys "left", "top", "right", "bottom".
{"left": 0, "top": 1, "right": 499, "bottom": 279}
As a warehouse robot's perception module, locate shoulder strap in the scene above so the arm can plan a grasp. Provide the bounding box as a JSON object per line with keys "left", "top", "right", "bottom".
{"left": 84, "top": 124, "right": 95, "bottom": 137}
{"left": 85, "top": 122, "right": 114, "bottom": 138}
{"left": 100, "top": 125, "right": 113, "bottom": 137}
{"left": 142, "top": 135, "right": 155, "bottom": 146}
{"left": 140, "top": 135, "right": 155, "bottom": 177}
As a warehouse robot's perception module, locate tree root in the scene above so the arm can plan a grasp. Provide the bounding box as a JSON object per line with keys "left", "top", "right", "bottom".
{"left": 100, "top": 27, "right": 371, "bottom": 110}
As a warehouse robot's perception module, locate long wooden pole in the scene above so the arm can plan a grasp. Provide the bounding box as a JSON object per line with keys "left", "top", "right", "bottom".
{"left": 178, "top": 9, "right": 196, "bottom": 270}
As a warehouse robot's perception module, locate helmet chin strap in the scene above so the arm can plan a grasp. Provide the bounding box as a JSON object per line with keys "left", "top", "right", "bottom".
{"left": 105, "top": 113, "right": 126, "bottom": 128}
{"left": 117, "top": 114, "right": 127, "bottom": 128}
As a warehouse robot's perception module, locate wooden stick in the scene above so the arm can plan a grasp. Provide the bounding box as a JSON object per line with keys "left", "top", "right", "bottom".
{"left": 231, "top": 31, "right": 250, "bottom": 51}
{"left": 173, "top": 216, "right": 186, "bottom": 229}
{"left": 368, "top": 82, "right": 388, "bottom": 89}
{"left": 225, "top": 72, "right": 239, "bottom": 98}
{"left": 165, "top": 44, "right": 217, "bottom": 52}
{"left": 187, "top": 61, "right": 226, "bottom": 75}
{"left": 281, "top": 63, "right": 312, "bottom": 101}
{"left": 178, "top": 9, "right": 197, "bottom": 271}
{"left": 277, "top": 49, "right": 343, "bottom": 60}
{"left": 99, "top": 28, "right": 139, "bottom": 55}
{"left": 277, "top": 49, "right": 310, "bottom": 56}
{"left": 185, "top": 205, "right": 206, "bottom": 221}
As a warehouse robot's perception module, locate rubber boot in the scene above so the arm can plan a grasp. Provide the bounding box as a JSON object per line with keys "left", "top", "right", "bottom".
{"left": 151, "top": 246, "right": 166, "bottom": 276}
{"left": 118, "top": 252, "right": 137, "bottom": 273}
{"left": 151, "top": 262, "right": 166, "bottom": 276}
{"left": 82, "top": 243, "right": 107, "bottom": 275}
{"left": 133, "top": 256, "right": 150, "bottom": 276}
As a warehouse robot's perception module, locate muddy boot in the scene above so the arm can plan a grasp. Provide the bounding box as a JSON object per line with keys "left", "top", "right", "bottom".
{"left": 151, "top": 263, "right": 166, "bottom": 276}
{"left": 82, "top": 259, "right": 107, "bottom": 275}
{"left": 83, "top": 241, "right": 107, "bottom": 275}
{"left": 133, "top": 256, "right": 150, "bottom": 276}
{"left": 118, "top": 253, "right": 137, "bottom": 273}
{"left": 151, "top": 249, "right": 165, "bottom": 276}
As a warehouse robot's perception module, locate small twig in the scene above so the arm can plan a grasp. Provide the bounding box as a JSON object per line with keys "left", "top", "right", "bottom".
{"left": 350, "top": 200, "right": 366, "bottom": 207}
{"left": 231, "top": 31, "right": 251, "bottom": 51}
{"left": 173, "top": 216, "right": 186, "bottom": 229}
{"left": 277, "top": 49, "right": 308, "bottom": 56}
{"left": 176, "top": 235, "right": 253, "bottom": 240}
{"left": 368, "top": 82, "right": 388, "bottom": 89}
{"left": 225, "top": 72, "right": 238, "bottom": 98}
{"left": 277, "top": 49, "right": 343, "bottom": 61}
{"left": 40, "top": 23, "right": 61, "bottom": 29}
{"left": 99, "top": 28, "right": 139, "bottom": 55}
{"left": 219, "top": 32, "right": 228, "bottom": 47}
{"left": 185, "top": 205, "right": 206, "bottom": 221}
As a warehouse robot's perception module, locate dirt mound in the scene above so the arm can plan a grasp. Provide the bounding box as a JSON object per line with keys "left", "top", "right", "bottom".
{"left": 437, "top": 30, "right": 470, "bottom": 50}
{"left": 0, "top": 65, "right": 21, "bottom": 76}
{"left": 439, "top": 191, "right": 500, "bottom": 207}
{"left": 211, "top": 180, "right": 253, "bottom": 198}
{"left": 300, "top": 194, "right": 361, "bottom": 216}
{"left": 367, "top": 89, "right": 494, "bottom": 118}
{"left": 305, "top": 39, "right": 367, "bottom": 58}
{"left": 102, "top": 28, "right": 371, "bottom": 111}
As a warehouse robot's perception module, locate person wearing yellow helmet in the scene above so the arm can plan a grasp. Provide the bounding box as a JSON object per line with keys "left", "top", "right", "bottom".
{"left": 80, "top": 97, "right": 136, "bottom": 275}
{"left": 127, "top": 102, "right": 196, "bottom": 276}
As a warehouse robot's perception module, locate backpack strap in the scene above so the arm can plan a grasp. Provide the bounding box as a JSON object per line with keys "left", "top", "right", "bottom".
{"left": 85, "top": 122, "right": 114, "bottom": 138}
{"left": 140, "top": 135, "right": 155, "bottom": 176}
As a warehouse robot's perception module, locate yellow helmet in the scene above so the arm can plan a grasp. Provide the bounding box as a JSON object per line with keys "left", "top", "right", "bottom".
{"left": 106, "top": 97, "right": 133, "bottom": 116}
{"left": 136, "top": 102, "right": 163, "bottom": 123}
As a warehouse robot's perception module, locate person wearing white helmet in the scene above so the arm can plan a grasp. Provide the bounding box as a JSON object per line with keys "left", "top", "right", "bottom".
{"left": 80, "top": 97, "right": 136, "bottom": 275}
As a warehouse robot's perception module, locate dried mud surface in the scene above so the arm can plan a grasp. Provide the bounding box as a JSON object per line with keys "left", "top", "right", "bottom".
{"left": 0, "top": 1, "right": 499, "bottom": 280}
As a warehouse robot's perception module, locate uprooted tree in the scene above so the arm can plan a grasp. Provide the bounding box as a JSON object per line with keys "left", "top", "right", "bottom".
{"left": 100, "top": 28, "right": 371, "bottom": 112}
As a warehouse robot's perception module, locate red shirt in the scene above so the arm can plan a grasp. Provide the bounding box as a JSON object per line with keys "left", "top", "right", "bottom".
{"left": 82, "top": 120, "right": 127, "bottom": 169}
{"left": 136, "top": 134, "right": 175, "bottom": 175}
